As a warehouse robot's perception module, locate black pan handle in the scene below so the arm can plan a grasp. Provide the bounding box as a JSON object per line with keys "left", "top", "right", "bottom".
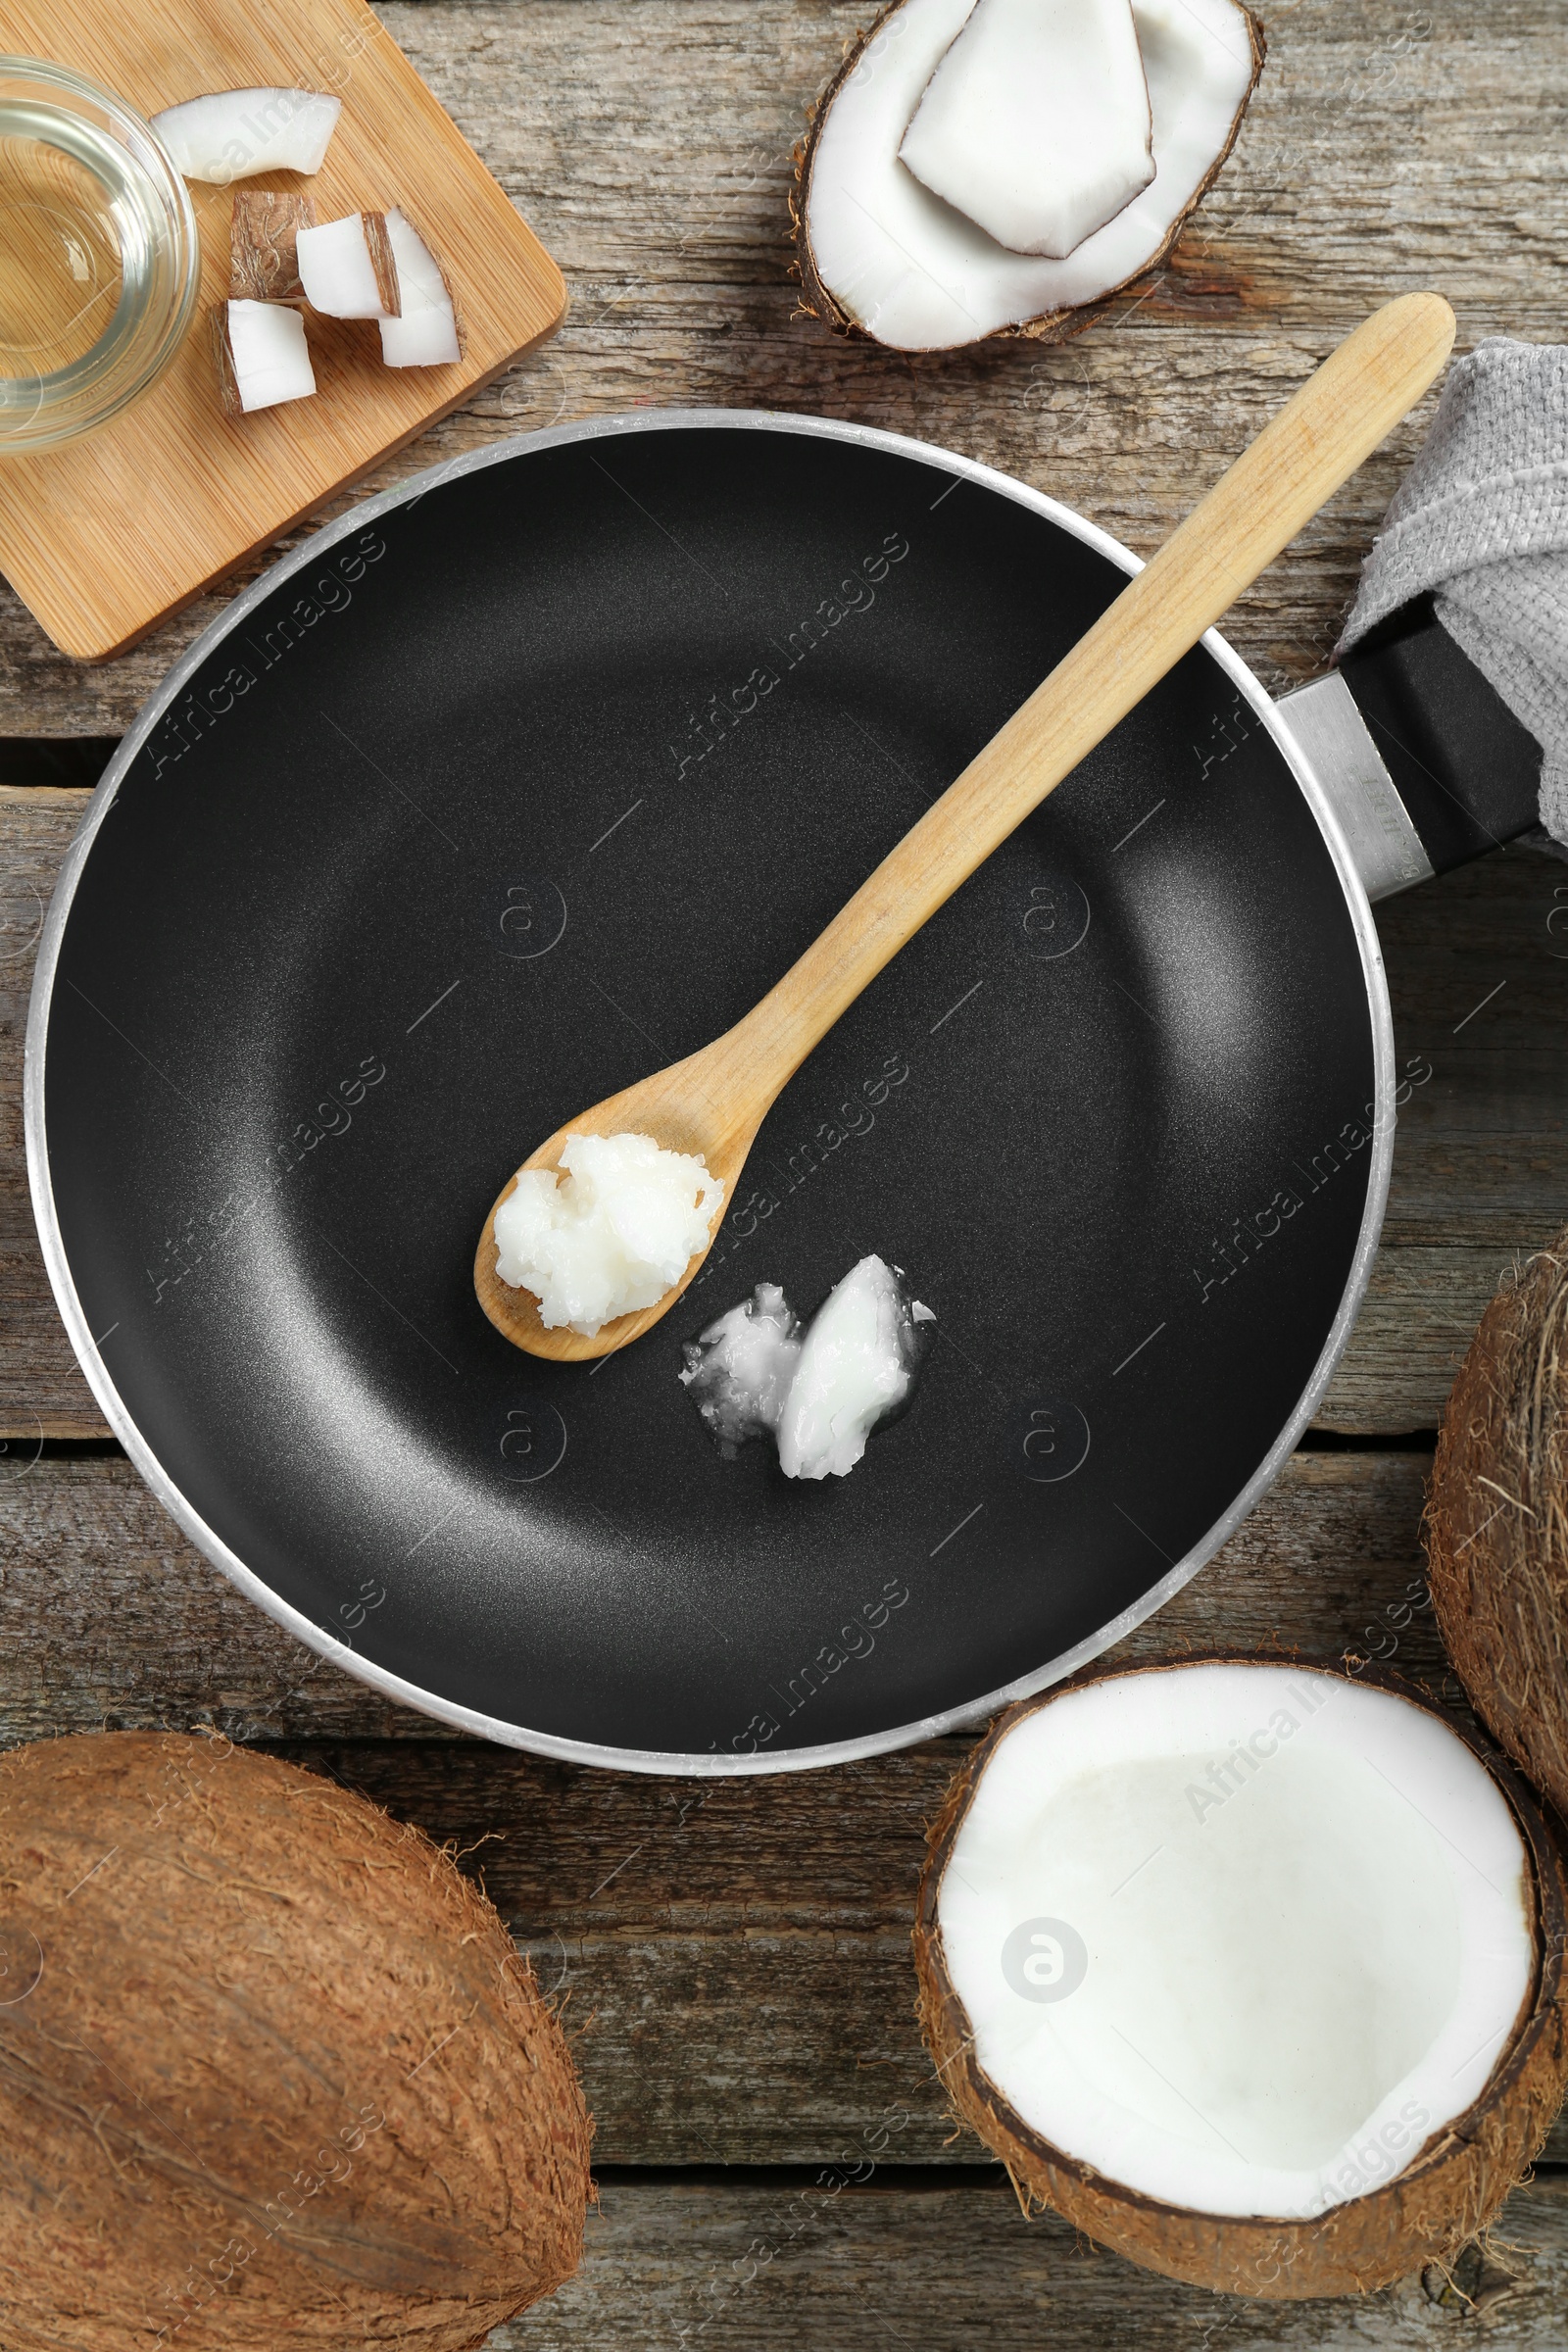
{"left": 1338, "top": 594, "right": 1544, "bottom": 868}
{"left": 1277, "top": 594, "right": 1544, "bottom": 899}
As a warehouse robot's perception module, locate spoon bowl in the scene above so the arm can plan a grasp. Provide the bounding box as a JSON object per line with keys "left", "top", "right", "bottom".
{"left": 476, "top": 293, "right": 1457, "bottom": 1363}
{"left": 473, "top": 1040, "right": 770, "bottom": 1361}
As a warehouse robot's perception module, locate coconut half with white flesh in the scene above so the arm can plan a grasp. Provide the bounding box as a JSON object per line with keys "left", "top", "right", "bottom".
{"left": 913, "top": 1657, "right": 1568, "bottom": 2296}
{"left": 900, "top": 0, "right": 1154, "bottom": 259}
{"left": 795, "top": 0, "right": 1264, "bottom": 351}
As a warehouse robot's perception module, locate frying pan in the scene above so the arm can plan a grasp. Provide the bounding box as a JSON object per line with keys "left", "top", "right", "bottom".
{"left": 24, "top": 413, "right": 1544, "bottom": 1773}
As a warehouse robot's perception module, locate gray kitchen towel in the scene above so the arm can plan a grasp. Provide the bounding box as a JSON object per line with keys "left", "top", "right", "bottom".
{"left": 1337, "top": 336, "right": 1568, "bottom": 846}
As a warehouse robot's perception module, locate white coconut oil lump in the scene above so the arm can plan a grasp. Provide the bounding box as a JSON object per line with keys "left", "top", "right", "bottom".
{"left": 778, "top": 1254, "right": 930, "bottom": 1478}
{"left": 682, "top": 1256, "right": 933, "bottom": 1479}
{"left": 900, "top": 0, "right": 1154, "bottom": 259}
{"left": 680, "top": 1283, "right": 804, "bottom": 1450}
{"left": 804, "top": 0, "right": 1258, "bottom": 350}
{"left": 493, "top": 1132, "right": 724, "bottom": 1337}
{"left": 935, "top": 1664, "right": 1535, "bottom": 2221}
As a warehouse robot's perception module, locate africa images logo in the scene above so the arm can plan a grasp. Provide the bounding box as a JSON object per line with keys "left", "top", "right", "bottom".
{"left": 1001, "top": 1917, "right": 1089, "bottom": 2004}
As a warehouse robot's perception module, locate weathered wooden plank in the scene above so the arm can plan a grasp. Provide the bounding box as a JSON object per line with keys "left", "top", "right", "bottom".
{"left": 2, "top": 2, "right": 1564, "bottom": 2315}
{"left": 1318, "top": 845, "right": 1568, "bottom": 1430}
{"left": 6, "top": 1446, "right": 1568, "bottom": 2170}
{"left": 5, "top": 793, "right": 1562, "bottom": 1435}
{"left": 0, "top": 0, "right": 1563, "bottom": 729}
{"left": 483, "top": 2173, "right": 1568, "bottom": 2351}
{"left": 0, "top": 1448, "right": 1439, "bottom": 1747}
{"left": 0, "top": 788, "right": 96, "bottom": 1436}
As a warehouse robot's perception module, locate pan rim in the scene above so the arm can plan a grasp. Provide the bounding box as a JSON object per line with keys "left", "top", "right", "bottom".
{"left": 24, "top": 405, "right": 1395, "bottom": 1775}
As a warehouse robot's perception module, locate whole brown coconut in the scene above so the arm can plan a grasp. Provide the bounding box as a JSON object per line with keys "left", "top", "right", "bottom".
{"left": 1428, "top": 1232, "right": 1568, "bottom": 1818}
{"left": 0, "top": 1733, "right": 591, "bottom": 2352}
{"left": 913, "top": 1658, "right": 1568, "bottom": 2299}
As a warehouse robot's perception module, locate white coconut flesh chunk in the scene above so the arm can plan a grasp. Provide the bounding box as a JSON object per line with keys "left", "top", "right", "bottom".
{"left": 297, "top": 213, "right": 400, "bottom": 320}
{"left": 150, "top": 88, "right": 341, "bottom": 184}
{"left": 379, "top": 211, "right": 462, "bottom": 367}
{"left": 219, "top": 300, "right": 317, "bottom": 416}
{"left": 807, "top": 0, "right": 1256, "bottom": 350}
{"left": 938, "top": 1664, "right": 1535, "bottom": 2220}
{"left": 900, "top": 0, "right": 1154, "bottom": 260}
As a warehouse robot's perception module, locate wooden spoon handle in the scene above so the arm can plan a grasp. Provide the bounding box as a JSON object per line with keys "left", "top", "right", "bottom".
{"left": 724, "top": 292, "right": 1455, "bottom": 1095}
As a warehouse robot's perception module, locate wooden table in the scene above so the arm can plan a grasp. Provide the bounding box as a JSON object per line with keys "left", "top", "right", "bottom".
{"left": 3, "top": 2, "right": 1567, "bottom": 2340}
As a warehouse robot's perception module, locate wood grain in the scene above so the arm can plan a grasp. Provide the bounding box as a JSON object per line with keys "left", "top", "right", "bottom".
{"left": 5, "top": 794, "right": 1563, "bottom": 1436}
{"left": 0, "top": 1447, "right": 1440, "bottom": 1747}
{"left": 0, "top": 0, "right": 565, "bottom": 658}
{"left": 5, "top": 1442, "right": 1568, "bottom": 2173}
{"left": 0, "top": 0, "right": 1562, "bottom": 727}
{"left": 20, "top": 1445, "right": 1568, "bottom": 2171}
{"left": 2, "top": 4, "right": 1567, "bottom": 2324}
{"left": 482, "top": 2173, "right": 1568, "bottom": 2350}
{"left": 530, "top": 2168, "right": 1568, "bottom": 2348}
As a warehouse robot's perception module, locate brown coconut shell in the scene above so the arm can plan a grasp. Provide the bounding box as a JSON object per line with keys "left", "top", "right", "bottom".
{"left": 391, "top": 210, "right": 467, "bottom": 361}
{"left": 791, "top": 0, "right": 1266, "bottom": 350}
{"left": 228, "top": 190, "right": 316, "bottom": 303}
{"left": 361, "top": 210, "right": 403, "bottom": 318}
{"left": 0, "top": 1732, "right": 591, "bottom": 2352}
{"left": 1428, "top": 1232, "right": 1568, "bottom": 1820}
{"left": 210, "top": 303, "right": 244, "bottom": 422}
{"left": 913, "top": 1654, "right": 1568, "bottom": 2299}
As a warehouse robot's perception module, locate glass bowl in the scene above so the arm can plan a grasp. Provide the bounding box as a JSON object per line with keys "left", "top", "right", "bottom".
{"left": 0, "top": 55, "right": 200, "bottom": 455}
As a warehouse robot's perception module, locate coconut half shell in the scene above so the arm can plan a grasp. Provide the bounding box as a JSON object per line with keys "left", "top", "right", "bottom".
{"left": 794, "top": 0, "right": 1265, "bottom": 352}
{"left": 913, "top": 1656, "right": 1568, "bottom": 2299}
{"left": 1428, "top": 1229, "right": 1568, "bottom": 1820}
{"left": 0, "top": 1733, "right": 591, "bottom": 2352}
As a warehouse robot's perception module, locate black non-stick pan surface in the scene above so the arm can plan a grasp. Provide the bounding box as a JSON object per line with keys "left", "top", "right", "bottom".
{"left": 29, "top": 416, "right": 1390, "bottom": 1770}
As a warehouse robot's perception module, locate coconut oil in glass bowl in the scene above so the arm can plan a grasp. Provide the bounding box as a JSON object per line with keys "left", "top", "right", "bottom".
{"left": 0, "top": 56, "right": 199, "bottom": 454}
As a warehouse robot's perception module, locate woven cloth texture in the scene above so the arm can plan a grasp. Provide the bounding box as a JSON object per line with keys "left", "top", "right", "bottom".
{"left": 1338, "top": 336, "right": 1568, "bottom": 843}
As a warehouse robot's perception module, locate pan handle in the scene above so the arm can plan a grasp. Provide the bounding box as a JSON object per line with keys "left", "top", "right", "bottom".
{"left": 1278, "top": 595, "right": 1544, "bottom": 901}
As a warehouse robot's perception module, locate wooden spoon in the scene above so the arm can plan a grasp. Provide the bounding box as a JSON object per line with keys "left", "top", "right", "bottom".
{"left": 476, "top": 292, "right": 1455, "bottom": 1362}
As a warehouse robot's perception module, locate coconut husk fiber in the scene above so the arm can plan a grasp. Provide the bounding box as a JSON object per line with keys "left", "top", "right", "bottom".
{"left": 0, "top": 1732, "right": 591, "bottom": 2352}
{"left": 1428, "top": 1230, "right": 1568, "bottom": 1818}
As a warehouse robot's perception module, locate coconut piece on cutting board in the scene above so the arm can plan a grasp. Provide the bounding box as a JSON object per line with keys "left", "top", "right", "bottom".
{"left": 151, "top": 86, "right": 340, "bottom": 183}
{"left": 297, "top": 210, "right": 403, "bottom": 319}
{"left": 229, "top": 190, "right": 315, "bottom": 303}
{"left": 212, "top": 299, "right": 317, "bottom": 418}
{"left": 796, "top": 0, "right": 1264, "bottom": 352}
{"left": 293, "top": 208, "right": 461, "bottom": 363}
{"left": 914, "top": 1657, "right": 1568, "bottom": 2296}
{"left": 378, "top": 209, "right": 463, "bottom": 366}
{"left": 900, "top": 0, "right": 1154, "bottom": 260}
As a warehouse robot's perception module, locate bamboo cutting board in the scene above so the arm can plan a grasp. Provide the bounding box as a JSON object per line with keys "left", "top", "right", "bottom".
{"left": 0, "top": 0, "right": 567, "bottom": 660}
